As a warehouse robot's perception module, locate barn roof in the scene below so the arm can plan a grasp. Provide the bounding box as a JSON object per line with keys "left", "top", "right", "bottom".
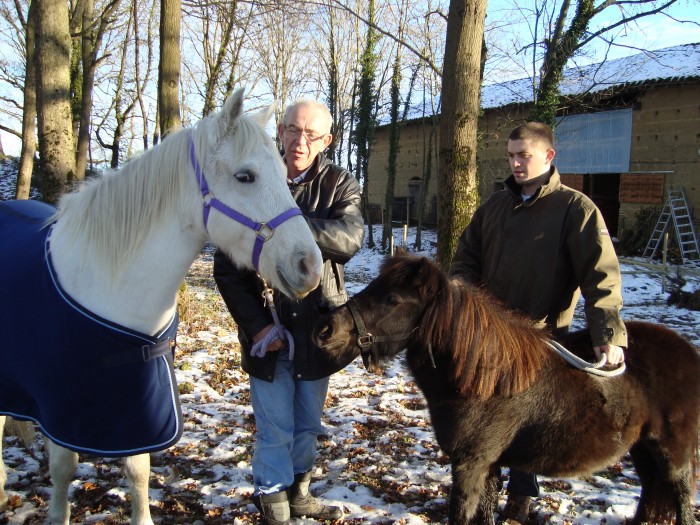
{"left": 393, "top": 42, "right": 700, "bottom": 124}
{"left": 480, "top": 42, "right": 700, "bottom": 109}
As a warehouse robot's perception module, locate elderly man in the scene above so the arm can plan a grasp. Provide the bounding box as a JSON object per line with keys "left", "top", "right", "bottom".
{"left": 214, "top": 99, "right": 364, "bottom": 525}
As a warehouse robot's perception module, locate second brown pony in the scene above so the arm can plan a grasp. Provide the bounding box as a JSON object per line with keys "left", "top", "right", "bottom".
{"left": 312, "top": 251, "right": 700, "bottom": 525}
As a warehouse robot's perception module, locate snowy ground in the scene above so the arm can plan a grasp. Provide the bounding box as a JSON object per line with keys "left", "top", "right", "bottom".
{"left": 1, "top": 165, "right": 699, "bottom": 524}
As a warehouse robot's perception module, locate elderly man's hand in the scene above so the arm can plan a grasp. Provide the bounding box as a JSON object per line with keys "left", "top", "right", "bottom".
{"left": 594, "top": 344, "right": 625, "bottom": 365}
{"left": 253, "top": 324, "right": 286, "bottom": 352}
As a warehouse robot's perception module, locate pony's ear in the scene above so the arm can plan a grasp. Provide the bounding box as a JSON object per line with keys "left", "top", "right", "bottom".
{"left": 416, "top": 256, "right": 442, "bottom": 299}
{"left": 395, "top": 247, "right": 410, "bottom": 257}
{"left": 219, "top": 88, "right": 246, "bottom": 137}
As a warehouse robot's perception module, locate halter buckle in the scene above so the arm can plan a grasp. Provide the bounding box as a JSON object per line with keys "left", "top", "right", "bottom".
{"left": 256, "top": 223, "right": 274, "bottom": 241}
{"left": 358, "top": 333, "right": 374, "bottom": 349}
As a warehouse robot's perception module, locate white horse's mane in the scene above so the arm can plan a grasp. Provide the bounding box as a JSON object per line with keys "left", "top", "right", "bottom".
{"left": 49, "top": 107, "right": 273, "bottom": 277}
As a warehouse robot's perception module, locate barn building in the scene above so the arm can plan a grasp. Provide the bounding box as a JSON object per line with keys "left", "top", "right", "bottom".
{"left": 366, "top": 43, "right": 700, "bottom": 255}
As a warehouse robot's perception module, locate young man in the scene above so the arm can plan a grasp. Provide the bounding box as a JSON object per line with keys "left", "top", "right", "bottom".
{"left": 449, "top": 122, "right": 626, "bottom": 524}
{"left": 214, "top": 100, "right": 365, "bottom": 525}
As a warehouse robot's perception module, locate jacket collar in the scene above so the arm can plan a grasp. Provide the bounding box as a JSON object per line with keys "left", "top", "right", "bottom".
{"left": 505, "top": 166, "right": 561, "bottom": 206}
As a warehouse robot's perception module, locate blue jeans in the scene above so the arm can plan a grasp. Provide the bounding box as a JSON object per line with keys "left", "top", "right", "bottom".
{"left": 249, "top": 349, "right": 329, "bottom": 495}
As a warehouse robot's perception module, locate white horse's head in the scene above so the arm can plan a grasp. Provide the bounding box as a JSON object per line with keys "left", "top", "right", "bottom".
{"left": 192, "top": 89, "right": 322, "bottom": 299}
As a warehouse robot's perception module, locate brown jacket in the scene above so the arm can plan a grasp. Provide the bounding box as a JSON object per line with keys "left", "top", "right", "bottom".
{"left": 450, "top": 167, "right": 627, "bottom": 348}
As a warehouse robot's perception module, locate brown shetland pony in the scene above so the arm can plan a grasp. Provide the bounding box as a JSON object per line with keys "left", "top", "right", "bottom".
{"left": 312, "top": 251, "right": 700, "bottom": 525}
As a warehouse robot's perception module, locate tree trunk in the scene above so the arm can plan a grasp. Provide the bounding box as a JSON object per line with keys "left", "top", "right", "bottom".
{"left": 15, "top": 0, "right": 38, "bottom": 200}
{"left": 75, "top": 0, "right": 95, "bottom": 180}
{"left": 35, "top": 0, "right": 76, "bottom": 204}
{"left": 382, "top": 49, "right": 401, "bottom": 250}
{"left": 529, "top": 0, "right": 594, "bottom": 126}
{"left": 355, "top": 0, "right": 378, "bottom": 249}
{"left": 437, "top": 0, "right": 487, "bottom": 270}
{"left": 158, "top": 0, "right": 181, "bottom": 137}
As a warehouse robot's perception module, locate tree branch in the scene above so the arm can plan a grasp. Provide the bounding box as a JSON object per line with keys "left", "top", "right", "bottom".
{"left": 582, "top": 0, "right": 680, "bottom": 49}
{"left": 320, "top": 0, "right": 443, "bottom": 77}
{"left": 0, "top": 124, "right": 22, "bottom": 139}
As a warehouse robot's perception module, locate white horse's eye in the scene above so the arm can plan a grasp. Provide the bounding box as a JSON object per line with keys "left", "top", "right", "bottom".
{"left": 234, "top": 171, "right": 256, "bottom": 183}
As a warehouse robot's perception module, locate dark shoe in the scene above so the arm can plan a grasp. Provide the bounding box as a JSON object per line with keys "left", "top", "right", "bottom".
{"left": 288, "top": 470, "right": 343, "bottom": 520}
{"left": 500, "top": 494, "right": 531, "bottom": 524}
{"left": 253, "top": 491, "right": 290, "bottom": 525}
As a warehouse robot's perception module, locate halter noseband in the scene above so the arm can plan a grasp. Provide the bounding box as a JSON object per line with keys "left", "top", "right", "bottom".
{"left": 189, "top": 136, "right": 301, "bottom": 272}
{"left": 345, "top": 299, "right": 416, "bottom": 370}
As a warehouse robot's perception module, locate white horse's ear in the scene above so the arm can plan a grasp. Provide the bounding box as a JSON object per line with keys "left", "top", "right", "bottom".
{"left": 253, "top": 100, "right": 279, "bottom": 127}
{"left": 219, "top": 88, "right": 246, "bottom": 137}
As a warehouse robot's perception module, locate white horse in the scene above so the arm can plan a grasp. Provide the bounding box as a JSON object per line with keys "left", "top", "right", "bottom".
{"left": 0, "top": 88, "right": 322, "bottom": 524}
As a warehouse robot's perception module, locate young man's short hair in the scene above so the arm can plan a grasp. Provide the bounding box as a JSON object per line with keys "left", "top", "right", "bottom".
{"left": 509, "top": 122, "right": 554, "bottom": 150}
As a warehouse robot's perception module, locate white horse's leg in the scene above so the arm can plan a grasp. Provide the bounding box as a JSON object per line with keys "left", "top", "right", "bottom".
{"left": 0, "top": 415, "right": 7, "bottom": 511}
{"left": 46, "top": 439, "right": 78, "bottom": 525}
{"left": 123, "top": 453, "right": 154, "bottom": 525}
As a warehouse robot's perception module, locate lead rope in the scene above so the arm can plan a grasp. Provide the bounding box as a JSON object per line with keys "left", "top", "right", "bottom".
{"left": 544, "top": 339, "right": 625, "bottom": 377}
{"left": 249, "top": 277, "right": 295, "bottom": 359}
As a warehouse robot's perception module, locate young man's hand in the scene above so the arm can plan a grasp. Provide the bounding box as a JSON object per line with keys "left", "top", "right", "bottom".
{"left": 593, "top": 344, "right": 625, "bottom": 365}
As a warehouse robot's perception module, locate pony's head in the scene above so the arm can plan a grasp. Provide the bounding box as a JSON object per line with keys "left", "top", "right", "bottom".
{"left": 313, "top": 249, "right": 443, "bottom": 371}
{"left": 313, "top": 250, "right": 550, "bottom": 399}
{"left": 192, "top": 89, "right": 323, "bottom": 298}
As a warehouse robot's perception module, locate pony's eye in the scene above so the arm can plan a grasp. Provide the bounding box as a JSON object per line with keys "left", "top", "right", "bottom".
{"left": 234, "top": 171, "right": 256, "bottom": 183}
{"left": 386, "top": 294, "right": 400, "bottom": 306}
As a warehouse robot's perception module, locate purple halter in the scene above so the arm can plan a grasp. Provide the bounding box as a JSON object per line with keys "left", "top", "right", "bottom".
{"left": 189, "top": 136, "right": 302, "bottom": 272}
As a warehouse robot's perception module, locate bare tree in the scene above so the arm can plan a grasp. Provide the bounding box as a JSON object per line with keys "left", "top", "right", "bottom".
{"left": 133, "top": 0, "right": 157, "bottom": 151}
{"left": 94, "top": 1, "right": 139, "bottom": 168}
{"left": 15, "top": 0, "right": 37, "bottom": 199}
{"left": 34, "top": 0, "right": 76, "bottom": 203}
{"left": 437, "top": 0, "right": 487, "bottom": 269}
{"left": 250, "top": 1, "right": 310, "bottom": 132}
{"left": 74, "top": 0, "right": 123, "bottom": 178}
{"left": 354, "top": 0, "right": 379, "bottom": 248}
{"left": 177, "top": 0, "right": 258, "bottom": 119}
{"left": 158, "top": 0, "right": 181, "bottom": 139}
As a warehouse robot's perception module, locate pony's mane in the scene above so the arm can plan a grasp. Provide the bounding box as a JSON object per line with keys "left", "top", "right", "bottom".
{"left": 386, "top": 254, "right": 551, "bottom": 399}
{"left": 49, "top": 109, "right": 270, "bottom": 277}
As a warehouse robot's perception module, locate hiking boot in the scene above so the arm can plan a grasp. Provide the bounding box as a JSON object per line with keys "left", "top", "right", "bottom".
{"left": 288, "top": 470, "right": 343, "bottom": 520}
{"left": 500, "top": 494, "right": 531, "bottom": 524}
{"left": 253, "top": 491, "right": 290, "bottom": 525}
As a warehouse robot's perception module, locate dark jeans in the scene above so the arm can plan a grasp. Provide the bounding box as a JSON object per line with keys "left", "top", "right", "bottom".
{"left": 507, "top": 469, "right": 540, "bottom": 497}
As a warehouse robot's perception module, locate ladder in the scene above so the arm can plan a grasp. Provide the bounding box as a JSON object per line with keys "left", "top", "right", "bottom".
{"left": 643, "top": 186, "right": 700, "bottom": 263}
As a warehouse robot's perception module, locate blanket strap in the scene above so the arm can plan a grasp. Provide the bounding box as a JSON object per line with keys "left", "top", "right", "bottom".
{"left": 102, "top": 337, "right": 176, "bottom": 368}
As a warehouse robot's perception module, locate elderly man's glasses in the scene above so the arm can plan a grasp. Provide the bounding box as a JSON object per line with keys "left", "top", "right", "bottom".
{"left": 283, "top": 125, "right": 328, "bottom": 143}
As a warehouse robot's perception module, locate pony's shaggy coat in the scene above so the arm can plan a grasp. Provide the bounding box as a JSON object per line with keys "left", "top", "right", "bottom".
{"left": 313, "top": 251, "right": 700, "bottom": 525}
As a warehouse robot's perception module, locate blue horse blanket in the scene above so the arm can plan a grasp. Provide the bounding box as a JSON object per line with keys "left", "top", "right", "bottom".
{"left": 0, "top": 200, "right": 183, "bottom": 457}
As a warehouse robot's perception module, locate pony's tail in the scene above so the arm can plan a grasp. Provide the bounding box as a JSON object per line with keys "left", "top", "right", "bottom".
{"left": 3, "top": 417, "right": 36, "bottom": 450}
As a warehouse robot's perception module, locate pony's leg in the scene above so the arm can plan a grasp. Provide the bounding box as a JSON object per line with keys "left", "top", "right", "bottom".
{"left": 46, "top": 439, "right": 78, "bottom": 525}
{"left": 670, "top": 464, "right": 696, "bottom": 525}
{"left": 473, "top": 466, "right": 501, "bottom": 525}
{"left": 0, "top": 415, "right": 7, "bottom": 511}
{"left": 450, "top": 459, "right": 493, "bottom": 524}
{"left": 629, "top": 440, "right": 695, "bottom": 525}
{"left": 123, "top": 453, "right": 154, "bottom": 525}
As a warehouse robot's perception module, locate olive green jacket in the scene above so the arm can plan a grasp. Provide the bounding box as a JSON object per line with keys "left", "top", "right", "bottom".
{"left": 450, "top": 167, "right": 627, "bottom": 348}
